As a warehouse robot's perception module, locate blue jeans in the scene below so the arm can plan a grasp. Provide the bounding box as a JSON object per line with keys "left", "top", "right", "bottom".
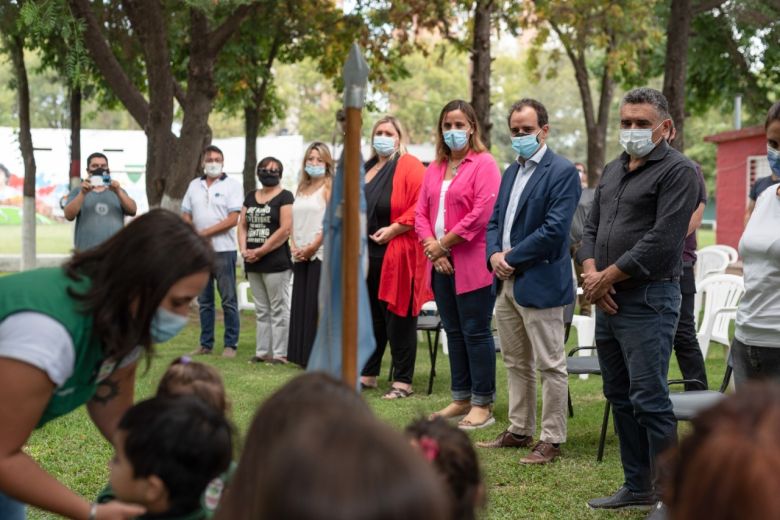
{"left": 596, "top": 281, "right": 681, "bottom": 493}
{"left": 198, "top": 251, "right": 240, "bottom": 350}
{"left": 432, "top": 271, "right": 496, "bottom": 406}
{"left": 0, "top": 492, "right": 25, "bottom": 520}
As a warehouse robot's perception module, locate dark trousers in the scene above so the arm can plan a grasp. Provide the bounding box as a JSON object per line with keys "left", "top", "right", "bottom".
{"left": 673, "top": 264, "right": 708, "bottom": 390}
{"left": 287, "top": 259, "right": 322, "bottom": 368}
{"left": 732, "top": 338, "right": 780, "bottom": 387}
{"left": 596, "top": 281, "right": 681, "bottom": 493}
{"left": 198, "top": 250, "right": 240, "bottom": 350}
{"left": 361, "top": 256, "right": 418, "bottom": 384}
{"left": 431, "top": 271, "right": 496, "bottom": 406}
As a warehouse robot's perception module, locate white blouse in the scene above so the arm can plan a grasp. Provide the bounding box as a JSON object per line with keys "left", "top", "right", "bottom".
{"left": 292, "top": 184, "right": 327, "bottom": 262}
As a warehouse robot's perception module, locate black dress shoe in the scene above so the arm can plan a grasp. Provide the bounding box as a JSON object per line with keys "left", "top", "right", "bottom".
{"left": 587, "top": 486, "right": 657, "bottom": 510}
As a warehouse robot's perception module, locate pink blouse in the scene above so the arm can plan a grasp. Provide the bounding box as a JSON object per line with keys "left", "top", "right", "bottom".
{"left": 415, "top": 150, "right": 501, "bottom": 295}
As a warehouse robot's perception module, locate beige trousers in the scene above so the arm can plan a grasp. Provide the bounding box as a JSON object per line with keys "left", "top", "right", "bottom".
{"left": 495, "top": 279, "right": 568, "bottom": 443}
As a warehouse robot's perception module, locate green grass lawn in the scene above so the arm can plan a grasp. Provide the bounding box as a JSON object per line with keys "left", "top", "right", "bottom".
{"left": 0, "top": 223, "right": 74, "bottom": 255}
{"left": 25, "top": 308, "right": 730, "bottom": 520}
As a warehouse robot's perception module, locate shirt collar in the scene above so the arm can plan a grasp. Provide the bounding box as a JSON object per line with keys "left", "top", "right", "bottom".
{"left": 200, "top": 173, "right": 228, "bottom": 181}
{"left": 517, "top": 143, "right": 547, "bottom": 168}
{"left": 620, "top": 138, "right": 670, "bottom": 167}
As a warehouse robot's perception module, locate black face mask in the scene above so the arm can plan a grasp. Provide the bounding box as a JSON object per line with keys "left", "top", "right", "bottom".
{"left": 90, "top": 167, "right": 108, "bottom": 177}
{"left": 258, "top": 173, "right": 280, "bottom": 187}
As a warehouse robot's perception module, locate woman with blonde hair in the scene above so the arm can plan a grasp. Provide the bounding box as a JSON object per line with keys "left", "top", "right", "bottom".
{"left": 359, "top": 115, "right": 431, "bottom": 399}
{"left": 287, "top": 142, "right": 334, "bottom": 368}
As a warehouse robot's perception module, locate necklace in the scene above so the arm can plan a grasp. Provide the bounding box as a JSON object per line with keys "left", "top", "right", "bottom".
{"left": 450, "top": 157, "right": 466, "bottom": 175}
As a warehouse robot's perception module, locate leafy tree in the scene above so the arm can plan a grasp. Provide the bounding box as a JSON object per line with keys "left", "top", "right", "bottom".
{"left": 0, "top": 1, "right": 37, "bottom": 269}
{"left": 361, "top": 0, "right": 523, "bottom": 148}
{"left": 521, "top": 0, "right": 664, "bottom": 185}
{"left": 58, "top": 0, "right": 257, "bottom": 210}
{"left": 685, "top": 0, "right": 780, "bottom": 123}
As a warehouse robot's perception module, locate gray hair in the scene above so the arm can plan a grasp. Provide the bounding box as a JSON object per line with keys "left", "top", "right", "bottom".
{"left": 621, "top": 87, "right": 670, "bottom": 120}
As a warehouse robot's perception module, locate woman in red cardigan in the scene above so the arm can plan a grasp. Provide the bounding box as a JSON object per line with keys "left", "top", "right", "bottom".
{"left": 360, "top": 115, "right": 431, "bottom": 399}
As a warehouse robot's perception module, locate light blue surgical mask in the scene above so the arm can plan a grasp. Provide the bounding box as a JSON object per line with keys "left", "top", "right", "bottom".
{"left": 618, "top": 122, "right": 664, "bottom": 158}
{"left": 305, "top": 164, "right": 326, "bottom": 178}
{"left": 443, "top": 130, "right": 469, "bottom": 151}
{"left": 511, "top": 130, "right": 541, "bottom": 159}
{"left": 150, "top": 307, "right": 188, "bottom": 343}
{"left": 372, "top": 135, "right": 397, "bottom": 157}
{"left": 768, "top": 146, "right": 780, "bottom": 175}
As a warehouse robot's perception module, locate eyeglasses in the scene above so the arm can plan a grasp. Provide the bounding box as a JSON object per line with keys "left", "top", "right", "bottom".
{"left": 257, "top": 168, "right": 281, "bottom": 175}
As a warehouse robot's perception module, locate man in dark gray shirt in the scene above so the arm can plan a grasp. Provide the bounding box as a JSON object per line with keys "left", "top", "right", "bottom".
{"left": 578, "top": 88, "right": 699, "bottom": 511}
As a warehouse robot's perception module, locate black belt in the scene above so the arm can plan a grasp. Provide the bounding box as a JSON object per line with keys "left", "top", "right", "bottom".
{"left": 613, "top": 276, "right": 680, "bottom": 292}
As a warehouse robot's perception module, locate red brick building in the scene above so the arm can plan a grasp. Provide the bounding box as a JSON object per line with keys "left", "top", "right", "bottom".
{"left": 703, "top": 125, "right": 771, "bottom": 249}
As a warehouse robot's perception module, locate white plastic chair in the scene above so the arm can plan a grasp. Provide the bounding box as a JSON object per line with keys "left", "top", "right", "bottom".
{"left": 694, "top": 248, "right": 730, "bottom": 324}
{"left": 694, "top": 248, "right": 730, "bottom": 284}
{"left": 237, "top": 281, "right": 254, "bottom": 311}
{"left": 699, "top": 244, "right": 738, "bottom": 265}
{"left": 696, "top": 274, "right": 744, "bottom": 359}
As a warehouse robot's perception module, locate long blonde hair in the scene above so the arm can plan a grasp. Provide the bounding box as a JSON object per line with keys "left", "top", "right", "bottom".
{"left": 368, "top": 115, "right": 408, "bottom": 161}
{"left": 298, "top": 142, "right": 334, "bottom": 195}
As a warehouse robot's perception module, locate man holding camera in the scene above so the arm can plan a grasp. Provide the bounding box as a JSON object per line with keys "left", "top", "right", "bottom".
{"left": 64, "top": 152, "right": 137, "bottom": 251}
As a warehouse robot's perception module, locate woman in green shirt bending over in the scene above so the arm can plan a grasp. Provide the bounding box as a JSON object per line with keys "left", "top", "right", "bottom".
{"left": 0, "top": 209, "right": 214, "bottom": 520}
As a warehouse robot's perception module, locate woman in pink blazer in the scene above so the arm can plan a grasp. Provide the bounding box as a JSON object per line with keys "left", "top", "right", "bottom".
{"left": 415, "top": 99, "right": 501, "bottom": 430}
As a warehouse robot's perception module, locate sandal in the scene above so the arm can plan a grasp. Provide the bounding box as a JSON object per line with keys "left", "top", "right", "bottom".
{"left": 381, "top": 387, "right": 414, "bottom": 400}
{"left": 430, "top": 402, "right": 472, "bottom": 421}
{"left": 360, "top": 382, "right": 378, "bottom": 391}
{"left": 458, "top": 407, "right": 496, "bottom": 430}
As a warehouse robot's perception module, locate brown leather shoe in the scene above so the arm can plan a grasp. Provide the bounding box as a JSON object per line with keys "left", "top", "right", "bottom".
{"left": 475, "top": 430, "right": 533, "bottom": 449}
{"left": 519, "top": 441, "right": 561, "bottom": 464}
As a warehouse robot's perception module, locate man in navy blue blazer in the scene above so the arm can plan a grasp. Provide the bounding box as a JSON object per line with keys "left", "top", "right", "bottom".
{"left": 477, "top": 99, "right": 580, "bottom": 464}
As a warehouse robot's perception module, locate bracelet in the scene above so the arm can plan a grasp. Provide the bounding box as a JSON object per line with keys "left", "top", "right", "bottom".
{"left": 437, "top": 239, "right": 450, "bottom": 254}
{"left": 88, "top": 502, "right": 98, "bottom": 520}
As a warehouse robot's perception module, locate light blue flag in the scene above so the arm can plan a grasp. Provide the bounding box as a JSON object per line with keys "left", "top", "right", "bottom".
{"left": 307, "top": 153, "right": 375, "bottom": 387}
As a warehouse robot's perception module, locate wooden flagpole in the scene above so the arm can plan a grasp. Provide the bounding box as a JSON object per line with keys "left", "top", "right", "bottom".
{"left": 341, "top": 44, "right": 368, "bottom": 385}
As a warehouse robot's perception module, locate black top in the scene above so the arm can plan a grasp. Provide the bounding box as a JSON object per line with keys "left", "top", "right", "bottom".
{"left": 749, "top": 174, "right": 780, "bottom": 201}
{"left": 243, "top": 189, "right": 294, "bottom": 273}
{"left": 578, "top": 140, "right": 699, "bottom": 291}
{"left": 364, "top": 157, "right": 397, "bottom": 258}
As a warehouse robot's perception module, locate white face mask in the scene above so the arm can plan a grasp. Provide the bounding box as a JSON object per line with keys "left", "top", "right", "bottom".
{"left": 204, "top": 163, "right": 223, "bottom": 178}
{"left": 619, "top": 121, "right": 665, "bottom": 158}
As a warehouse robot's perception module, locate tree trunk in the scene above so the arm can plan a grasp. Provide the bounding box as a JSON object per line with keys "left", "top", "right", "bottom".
{"left": 69, "top": 0, "right": 252, "bottom": 210}
{"left": 243, "top": 105, "right": 259, "bottom": 194}
{"left": 162, "top": 8, "right": 218, "bottom": 213}
{"left": 470, "top": 0, "right": 493, "bottom": 149}
{"left": 242, "top": 35, "right": 281, "bottom": 194}
{"left": 69, "top": 85, "right": 82, "bottom": 190}
{"left": 662, "top": 0, "right": 693, "bottom": 152}
{"left": 9, "top": 35, "right": 37, "bottom": 270}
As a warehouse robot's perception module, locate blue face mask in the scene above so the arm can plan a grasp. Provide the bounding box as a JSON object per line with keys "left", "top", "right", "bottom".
{"left": 150, "top": 307, "right": 189, "bottom": 343}
{"left": 511, "top": 130, "right": 541, "bottom": 159}
{"left": 372, "top": 135, "right": 396, "bottom": 157}
{"left": 443, "top": 130, "right": 469, "bottom": 151}
{"left": 768, "top": 146, "right": 780, "bottom": 175}
{"left": 305, "top": 164, "right": 326, "bottom": 178}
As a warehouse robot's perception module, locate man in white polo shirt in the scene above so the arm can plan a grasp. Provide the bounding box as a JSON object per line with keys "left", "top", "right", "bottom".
{"left": 182, "top": 145, "right": 243, "bottom": 357}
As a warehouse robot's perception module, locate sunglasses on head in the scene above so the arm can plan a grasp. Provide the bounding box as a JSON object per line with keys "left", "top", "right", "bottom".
{"left": 257, "top": 168, "right": 281, "bottom": 175}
